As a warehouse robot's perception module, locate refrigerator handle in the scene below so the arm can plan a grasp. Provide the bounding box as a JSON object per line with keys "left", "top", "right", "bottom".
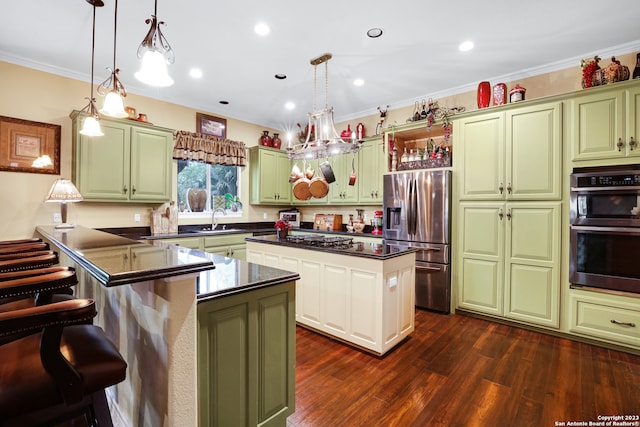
{"left": 412, "top": 178, "right": 419, "bottom": 236}
{"left": 408, "top": 179, "right": 415, "bottom": 235}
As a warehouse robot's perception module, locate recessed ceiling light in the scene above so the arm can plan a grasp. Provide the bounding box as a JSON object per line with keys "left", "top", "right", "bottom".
{"left": 367, "top": 28, "right": 383, "bottom": 38}
{"left": 459, "top": 40, "right": 474, "bottom": 52}
{"left": 284, "top": 101, "right": 295, "bottom": 110}
{"left": 275, "top": 74, "right": 287, "bottom": 80}
{"left": 254, "top": 22, "right": 270, "bottom": 36}
{"left": 189, "top": 68, "right": 203, "bottom": 78}
{"left": 219, "top": 100, "right": 229, "bottom": 105}
{"left": 353, "top": 78, "right": 365, "bottom": 87}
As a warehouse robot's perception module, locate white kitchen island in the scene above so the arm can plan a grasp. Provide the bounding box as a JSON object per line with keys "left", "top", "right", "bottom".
{"left": 246, "top": 235, "right": 416, "bottom": 355}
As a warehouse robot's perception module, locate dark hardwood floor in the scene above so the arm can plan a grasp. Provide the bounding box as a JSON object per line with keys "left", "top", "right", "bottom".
{"left": 288, "top": 309, "right": 640, "bottom": 427}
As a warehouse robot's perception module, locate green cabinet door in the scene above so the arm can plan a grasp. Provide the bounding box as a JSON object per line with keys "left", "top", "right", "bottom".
{"left": 328, "top": 153, "right": 358, "bottom": 204}
{"left": 76, "top": 120, "right": 130, "bottom": 200}
{"left": 457, "top": 202, "right": 504, "bottom": 316}
{"left": 625, "top": 84, "right": 640, "bottom": 158}
{"left": 130, "top": 126, "right": 173, "bottom": 201}
{"left": 198, "top": 282, "right": 296, "bottom": 427}
{"left": 506, "top": 101, "right": 563, "bottom": 200}
{"left": 250, "top": 146, "right": 291, "bottom": 204}
{"left": 358, "top": 138, "right": 385, "bottom": 204}
{"left": 504, "top": 202, "right": 561, "bottom": 328}
{"left": 457, "top": 112, "right": 505, "bottom": 200}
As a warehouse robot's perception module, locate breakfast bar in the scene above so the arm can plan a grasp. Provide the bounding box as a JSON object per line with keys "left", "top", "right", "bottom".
{"left": 35, "top": 226, "right": 299, "bottom": 427}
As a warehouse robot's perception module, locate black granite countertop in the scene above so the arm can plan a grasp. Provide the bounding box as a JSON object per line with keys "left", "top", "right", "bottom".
{"left": 245, "top": 235, "right": 416, "bottom": 260}
{"left": 36, "top": 226, "right": 299, "bottom": 297}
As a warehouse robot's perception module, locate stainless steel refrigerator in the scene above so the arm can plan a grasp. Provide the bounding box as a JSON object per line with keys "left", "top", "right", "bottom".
{"left": 383, "top": 170, "right": 451, "bottom": 313}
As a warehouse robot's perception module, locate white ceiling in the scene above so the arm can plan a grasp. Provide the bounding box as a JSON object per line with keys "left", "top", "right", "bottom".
{"left": 1, "top": 0, "right": 640, "bottom": 133}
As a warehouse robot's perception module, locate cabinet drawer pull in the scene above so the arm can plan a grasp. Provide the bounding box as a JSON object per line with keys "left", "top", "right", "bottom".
{"left": 629, "top": 136, "right": 636, "bottom": 151}
{"left": 123, "top": 185, "right": 128, "bottom": 194}
{"left": 506, "top": 209, "right": 511, "bottom": 220}
{"left": 498, "top": 208, "right": 504, "bottom": 220}
{"left": 610, "top": 319, "right": 636, "bottom": 328}
{"left": 499, "top": 182, "right": 504, "bottom": 194}
{"left": 506, "top": 182, "right": 512, "bottom": 194}
{"left": 132, "top": 185, "right": 136, "bottom": 195}
{"left": 617, "top": 138, "right": 625, "bottom": 151}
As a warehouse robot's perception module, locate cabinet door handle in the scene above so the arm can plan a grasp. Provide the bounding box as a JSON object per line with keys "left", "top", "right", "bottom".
{"left": 498, "top": 209, "right": 504, "bottom": 220}
{"left": 371, "top": 191, "right": 375, "bottom": 198}
{"left": 611, "top": 319, "right": 636, "bottom": 327}
{"left": 132, "top": 185, "right": 136, "bottom": 195}
{"left": 123, "top": 185, "right": 128, "bottom": 194}
{"left": 506, "top": 209, "right": 511, "bottom": 220}
{"left": 499, "top": 182, "right": 504, "bottom": 194}
{"left": 629, "top": 136, "right": 636, "bottom": 151}
{"left": 374, "top": 190, "right": 378, "bottom": 198}
{"left": 617, "top": 138, "right": 625, "bottom": 151}
{"left": 506, "top": 183, "right": 512, "bottom": 194}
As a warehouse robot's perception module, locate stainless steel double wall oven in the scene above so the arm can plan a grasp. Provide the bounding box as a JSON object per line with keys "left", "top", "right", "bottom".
{"left": 569, "top": 166, "right": 640, "bottom": 295}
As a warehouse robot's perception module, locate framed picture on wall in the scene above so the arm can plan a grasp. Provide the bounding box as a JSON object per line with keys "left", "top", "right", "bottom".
{"left": 0, "top": 115, "right": 60, "bottom": 175}
{"left": 196, "top": 113, "right": 226, "bottom": 138}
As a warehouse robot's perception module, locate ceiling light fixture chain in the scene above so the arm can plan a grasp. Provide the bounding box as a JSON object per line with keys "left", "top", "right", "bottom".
{"left": 79, "top": 0, "right": 104, "bottom": 136}
{"left": 97, "top": 0, "right": 128, "bottom": 118}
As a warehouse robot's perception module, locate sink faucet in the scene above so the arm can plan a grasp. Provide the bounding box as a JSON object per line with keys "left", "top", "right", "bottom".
{"left": 211, "top": 208, "right": 226, "bottom": 230}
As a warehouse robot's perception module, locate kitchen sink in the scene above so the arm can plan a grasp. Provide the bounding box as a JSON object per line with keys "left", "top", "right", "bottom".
{"left": 178, "top": 227, "right": 243, "bottom": 235}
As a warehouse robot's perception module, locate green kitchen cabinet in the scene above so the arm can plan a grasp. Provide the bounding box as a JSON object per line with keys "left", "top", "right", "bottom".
{"left": 357, "top": 137, "right": 386, "bottom": 204}
{"left": 328, "top": 153, "right": 358, "bottom": 204}
{"left": 71, "top": 111, "right": 173, "bottom": 203}
{"left": 456, "top": 201, "right": 561, "bottom": 328}
{"left": 249, "top": 146, "right": 292, "bottom": 204}
{"left": 157, "top": 236, "right": 202, "bottom": 250}
{"left": 203, "top": 233, "right": 251, "bottom": 261}
{"left": 569, "top": 82, "right": 640, "bottom": 163}
{"left": 198, "top": 281, "right": 296, "bottom": 427}
{"left": 456, "top": 101, "right": 563, "bottom": 201}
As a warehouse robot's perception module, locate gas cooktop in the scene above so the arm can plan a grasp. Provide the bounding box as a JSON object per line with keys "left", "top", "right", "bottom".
{"left": 285, "top": 234, "right": 354, "bottom": 249}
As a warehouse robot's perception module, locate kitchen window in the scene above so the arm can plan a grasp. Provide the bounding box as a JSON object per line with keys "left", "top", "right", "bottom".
{"left": 177, "top": 160, "right": 241, "bottom": 216}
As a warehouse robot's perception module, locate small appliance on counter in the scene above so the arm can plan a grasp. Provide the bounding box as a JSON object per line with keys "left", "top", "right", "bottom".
{"left": 314, "top": 214, "right": 343, "bottom": 231}
{"left": 371, "top": 210, "right": 383, "bottom": 235}
{"left": 279, "top": 209, "right": 301, "bottom": 228}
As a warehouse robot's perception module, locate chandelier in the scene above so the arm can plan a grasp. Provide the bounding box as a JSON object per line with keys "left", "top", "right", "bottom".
{"left": 287, "top": 53, "right": 361, "bottom": 160}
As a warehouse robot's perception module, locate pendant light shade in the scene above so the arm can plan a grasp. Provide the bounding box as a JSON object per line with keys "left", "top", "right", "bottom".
{"left": 135, "top": 0, "right": 174, "bottom": 87}
{"left": 135, "top": 49, "right": 174, "bottom": 87}
{"left": 98, "top": 0, "right": 128, "bottom": 118}
{"left": 79, "top": 0, "right": 103, "bottom": 136}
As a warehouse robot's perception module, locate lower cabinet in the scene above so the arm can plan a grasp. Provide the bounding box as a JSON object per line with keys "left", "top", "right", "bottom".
{"left": 203, "top": 233, "right": 251, "bottom": 261}
{"left": 246, "top": 241, "right": 415, "bottom": 355}
{"left": 456, "top": 202, "right": 561, "bottom": 328}
{"left": 568, "top": 290, "right": 640, "bottom": 351}
{"left": 197, "top": 281, "right": 296, "bottom": 427}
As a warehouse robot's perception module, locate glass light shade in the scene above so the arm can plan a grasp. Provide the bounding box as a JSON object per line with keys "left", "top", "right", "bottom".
{"left": 99, "top": 91, "right": 128, "bottom": 118}
{"left": 45, "top": 178, "right": 83, "bottom": 229}
{"left": 80, "top": 116, "right": 104, "bottom": 136}
{"left": 135, "top": 50, "right": 174, "bottom": 87}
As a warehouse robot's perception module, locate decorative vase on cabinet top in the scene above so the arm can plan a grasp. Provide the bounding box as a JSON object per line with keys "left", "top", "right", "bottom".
{"left": 272, "top": 133, "right": 282, "bottom": 149}
{"left": 493, "top": 83, "right": 507, "bottom": 106}
{"left": 260, "top": 130, "right": 273, "bottom": 147}
{"left": 477, "top": 81, "right": 491, "bottom": 108}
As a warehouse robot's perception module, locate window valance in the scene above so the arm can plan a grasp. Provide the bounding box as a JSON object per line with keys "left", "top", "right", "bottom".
{"left": 172, "top": 131, "right": 247, "bottom": 166}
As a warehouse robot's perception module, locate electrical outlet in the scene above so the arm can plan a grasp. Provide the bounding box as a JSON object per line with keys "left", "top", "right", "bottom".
{"left": 263, "top": 212, "right": 268, "bottom": 220}
{"left": 53, "top": 213, "right": 61, "bottom": 223}
{"left": 134, "top": 213, "right": 141, "bottom": 222}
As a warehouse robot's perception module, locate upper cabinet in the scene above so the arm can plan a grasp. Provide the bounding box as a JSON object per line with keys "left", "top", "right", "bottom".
{"left": 71, "top": 111, "right": 173, "bottom": 203}
{"left": 249, "top": 146, "right": 292, "bottom": 205}
{"left": 569, "top": 80, "right": 640, "bottom": 163}
{"left": 456, "top": 101, "right": 563, "bottom": 201}
{"left": 357, "top": 137, "right": 386, "bottom": 204}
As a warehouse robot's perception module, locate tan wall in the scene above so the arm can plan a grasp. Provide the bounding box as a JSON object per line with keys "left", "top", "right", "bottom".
{"left": 1, "top": 52, "right": 637, "bottom": 238}
{"left": 0, "top": 61, "right": 282, "bottom": 238}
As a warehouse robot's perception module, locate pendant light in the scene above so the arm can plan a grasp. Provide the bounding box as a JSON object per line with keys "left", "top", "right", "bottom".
{"left": 135, "top": 0, "right": 174, "bottom": 87}
{"left": 79, "top": 0, "right": 104, "bottom": 137}
{"left": 98, "top": 0, "right": 128, "bottom": 118}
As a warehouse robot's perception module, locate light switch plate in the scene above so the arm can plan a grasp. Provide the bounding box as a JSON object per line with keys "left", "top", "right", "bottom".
{"left": 134, "top": 213, "right": 141, "bottom": 222}
{"left": 53, "top": 213, "right": 61, "bottom": 223}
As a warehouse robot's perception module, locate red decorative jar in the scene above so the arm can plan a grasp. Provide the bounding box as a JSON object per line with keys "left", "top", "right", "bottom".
{"left": 477, "top": 81, "right": 491, "bottom": 108}
{"left": 493, "top": 83, "right": 507, "bottom": 106}
{"left": 260, "top": 130, "right": 273, "bottom": 147}
{"left": 272, "top": 133, "right": 282, "bottom": 149}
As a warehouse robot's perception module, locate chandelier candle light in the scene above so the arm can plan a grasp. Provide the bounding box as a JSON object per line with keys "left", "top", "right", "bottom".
{"left": 98, "top": 0, "right": 128, "bottom": 118}
{"left": 287, "top": 53, "right": 362, "bottom": 160}
{"left": 79, "top": 0, "right": 104, "bottom": 137}
{"left": 135, "top": 0, "right": 175, "bottom": 87}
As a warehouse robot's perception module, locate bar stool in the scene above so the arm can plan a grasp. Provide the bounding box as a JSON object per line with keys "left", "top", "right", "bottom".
{"left": 0, "top": 298, "right": 127, "bottom": 426}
